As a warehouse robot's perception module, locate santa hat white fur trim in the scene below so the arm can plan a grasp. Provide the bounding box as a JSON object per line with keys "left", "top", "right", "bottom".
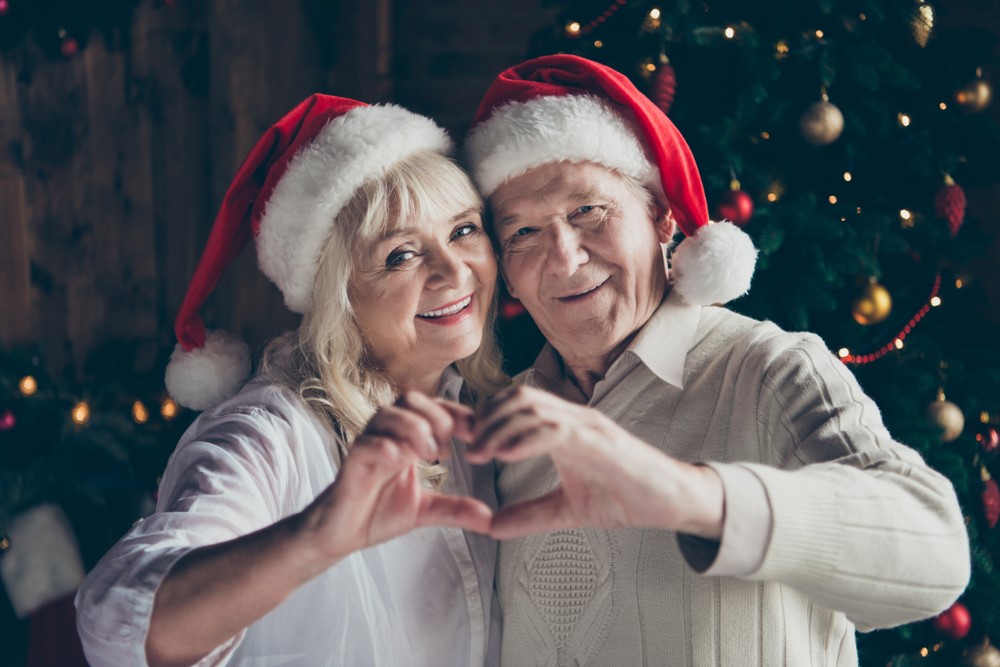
{"left": 165, "top": 329, "right": 251, "bottom": 410}
{"left": 257, "top": 104, "right": 452, "bottom": 314}
{"left": 466, "top": 94, "right": 657, "bottom": 197}
{"left": 671, "top": 221, "right": 758, "bottom": 306}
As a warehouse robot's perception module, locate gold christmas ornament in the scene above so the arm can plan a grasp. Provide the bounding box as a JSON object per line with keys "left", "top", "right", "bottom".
{"left": 851, "top": 280, "right": 892, "bottom": 326}
{"left": 927, "top": 391, "right": 965, "bottom": 443}
{"left": 911, "top": 1, "right": 934, "bottom": 48}
{"left": 964, "top": 637, "right": 1000, "bottom": 667}
{"left": 799, "top": 90, "right": 844, "bottom": 145}
{"left": 956, "top": 68, "right": 993, "bottom": 113}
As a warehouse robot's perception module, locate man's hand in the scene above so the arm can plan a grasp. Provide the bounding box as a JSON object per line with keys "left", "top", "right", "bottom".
{"left": 299, "top": 392, "right": 491, "bottom": 567}
{"left": 466, "top": 386, "right": 725, "bottom": 541}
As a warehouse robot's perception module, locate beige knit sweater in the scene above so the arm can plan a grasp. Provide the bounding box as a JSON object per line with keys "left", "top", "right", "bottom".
{"left": 496, "top": 303, "right": 969, "bottom": 666}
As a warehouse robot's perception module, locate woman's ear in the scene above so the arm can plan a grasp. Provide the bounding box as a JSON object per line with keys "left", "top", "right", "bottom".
{"left": 653, "top": 200, "right": 676, "bottom": 244}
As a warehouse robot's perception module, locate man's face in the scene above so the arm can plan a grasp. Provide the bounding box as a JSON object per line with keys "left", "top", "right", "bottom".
{"left": 490, "top": 161, "right": 671, "bottom": 361}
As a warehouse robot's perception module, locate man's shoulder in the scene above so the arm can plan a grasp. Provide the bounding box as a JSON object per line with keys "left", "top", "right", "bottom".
{"left": 697, "top": 307, "right": 834, "bottom": 367}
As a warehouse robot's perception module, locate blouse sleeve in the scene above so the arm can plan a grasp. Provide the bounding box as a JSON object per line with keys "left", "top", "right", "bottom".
{"left": 75, "top": 402, "right": 304, "bottom": 666}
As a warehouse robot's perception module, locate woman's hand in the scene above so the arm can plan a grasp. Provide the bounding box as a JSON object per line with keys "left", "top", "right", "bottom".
{"left": 295, "top": 392, "right": 492, "bottom": 570}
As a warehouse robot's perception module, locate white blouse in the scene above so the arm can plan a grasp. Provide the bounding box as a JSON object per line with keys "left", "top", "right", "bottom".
{"left": 75, "top": 367, "right": 500, "bottom": 666}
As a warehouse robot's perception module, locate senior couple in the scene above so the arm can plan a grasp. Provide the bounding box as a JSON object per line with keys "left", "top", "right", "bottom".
{"left": 75, "top": 56, "right": 969, "bottom": 666}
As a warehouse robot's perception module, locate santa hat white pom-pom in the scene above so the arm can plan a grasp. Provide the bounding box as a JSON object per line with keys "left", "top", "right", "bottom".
{"left": 165, "top": 329, "right": 251, "bottom": 411}
{"left": 671, "top": 221, "right": 758, "bottom": 306}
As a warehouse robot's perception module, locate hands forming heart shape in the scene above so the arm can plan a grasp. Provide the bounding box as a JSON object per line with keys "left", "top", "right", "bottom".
{"left": 305, "top": 386, "right": 724, "bottom": 563}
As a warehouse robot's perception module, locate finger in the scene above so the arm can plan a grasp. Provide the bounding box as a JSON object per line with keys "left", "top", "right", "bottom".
{"left": 417, "top": 494, "right": 494, "bottom": 534}
{"left": 468, "top": 410, "right": 558, "bottom": 464}
{"left": 396, "top": 391, "right": 456, "bottom": 452}
{"left": 489, "top": 488, "right": 575, "bottom": 540}
{"left": 435, "top": 399, "right": 476, "bottom": 442}
{"left": 365, "top": 405, "right": 438, "bottom": 460}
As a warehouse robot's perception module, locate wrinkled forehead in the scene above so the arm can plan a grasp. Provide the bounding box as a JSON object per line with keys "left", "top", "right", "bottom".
{"left": 490, "top": 161, "right": 626, "bottom": 222}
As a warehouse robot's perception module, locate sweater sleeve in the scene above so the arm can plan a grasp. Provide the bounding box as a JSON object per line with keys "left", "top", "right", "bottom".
{"left": 74, "top": 403, "right": 303, "bottom": 667}
{"left": 738, "top": 331, "right": 969, "bottom": 631}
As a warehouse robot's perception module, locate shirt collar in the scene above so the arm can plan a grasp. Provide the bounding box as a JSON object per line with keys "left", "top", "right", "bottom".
{"left": 439, "top": 364, "right": 465, "bottom": 401}
{"left": 525, "top": 288, "right": 701, "bottom": 392}
{"left": 627, "top": 288, "right": 702, "bottom": 389}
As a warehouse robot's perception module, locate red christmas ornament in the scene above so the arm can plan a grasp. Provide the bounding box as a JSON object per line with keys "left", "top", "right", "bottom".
{"left": 0, "top": 409, "right": 14, "bottom": 431}
{"left": 984, "top": 477, "right": 1000, "bottom": 529}
{"left": 933, "top": 601, "right": 972, "bottom": 640}
{"left": 501, "top": 297, "right": 526, "bottom": 320}
{"left": 60, "top": 36, "right": 79, "bottom": 58}
{"left": 651, "top": 58, "right": 676, "bottom": 115}
{"left": 979, "top": 427, "right": 1000, "bottom": 452}
{"left": 714, "top": 179, "right": 754, "bottom": 227}
{"left": 934, "top": 174, "right": 967, "bottom": 236}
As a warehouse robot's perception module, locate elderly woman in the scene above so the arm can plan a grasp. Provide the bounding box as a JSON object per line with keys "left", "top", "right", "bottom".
{"left": 75, "top": 95, "right": 507, "bottom": 667}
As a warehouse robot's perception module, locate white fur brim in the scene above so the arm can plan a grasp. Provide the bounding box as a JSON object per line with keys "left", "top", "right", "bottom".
{"left": 0, "top": 504, "right": 84, "bottom": 617}
{"left": 165, "top": 329, "right": 251, "bottom": 411}
{"left": 671, "top": 222, "right": 758, "bottom": 306}
{"left": 466, "top": 94, "right": 657, "bottom": 196}
{"left": 256, "top": 105, "right": 452, "bottom": 314}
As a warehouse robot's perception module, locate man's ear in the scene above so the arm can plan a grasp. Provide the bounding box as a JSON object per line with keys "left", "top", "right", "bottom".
{"left": 653, "top": 200, "right": 676, "bottom": 244}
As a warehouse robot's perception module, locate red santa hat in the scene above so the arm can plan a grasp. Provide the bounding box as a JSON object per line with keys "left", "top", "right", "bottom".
{"left": 165, "top": 94, "right": 452, "bottom": 410}
{"left": 466, "top": 54, "right": 757, "bottom": 307}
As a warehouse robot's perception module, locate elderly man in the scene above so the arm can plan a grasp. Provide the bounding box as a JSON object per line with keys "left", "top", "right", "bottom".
{"left": 463, "top": 55, "right": 969, "bottom": 666}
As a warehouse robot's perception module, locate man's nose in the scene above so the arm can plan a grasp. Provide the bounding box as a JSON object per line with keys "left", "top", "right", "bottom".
{"left": 545, "top": 224, "right": 589, "bottom": 276}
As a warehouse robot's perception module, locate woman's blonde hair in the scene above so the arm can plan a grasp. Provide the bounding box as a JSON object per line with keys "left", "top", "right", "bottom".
{"left": 262, "top": 150, "right": 508, "bottom": 476}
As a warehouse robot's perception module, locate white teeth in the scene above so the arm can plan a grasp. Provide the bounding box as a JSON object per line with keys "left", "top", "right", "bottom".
{"left": 418, "top": 295, "right": 472, "bottom": 318}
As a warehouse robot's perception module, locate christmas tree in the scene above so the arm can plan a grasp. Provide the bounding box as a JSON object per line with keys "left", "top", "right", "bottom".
{"left": 516, "top": 1, "right": 1000, "bottom": 664}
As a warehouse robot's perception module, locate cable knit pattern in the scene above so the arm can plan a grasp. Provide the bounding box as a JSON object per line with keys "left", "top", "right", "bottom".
{"left": 527, "top": 530, "right": 599, "bottom": 648}
{"left": 496, "top": 300, "right": 969, "bottom": 667}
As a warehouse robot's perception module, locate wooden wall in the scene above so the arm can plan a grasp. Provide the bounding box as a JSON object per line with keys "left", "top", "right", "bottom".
{"left": 0, "top": 0, "right": 394, "bottom": 378}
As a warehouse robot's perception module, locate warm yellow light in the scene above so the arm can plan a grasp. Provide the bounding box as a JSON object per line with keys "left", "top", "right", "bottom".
{"left": 828, "top": 195, "right": 838, "bottom": 204}
{"left": 838, "top": 348, "right": 850, "bottom": 358}
{"left": 859, "top": 13, "right": 867, "bottom": 21}
{"left": 645, "top": 62, "right": 657, "bottom": 72}
{"left": 649, "top": 8, "right": 661, "bottom": 19}
{"left": 724, "top": 26, "right": 735, "bottom": 39}
{"left": 19, "top": 375, "right": 37, "bottom": 396}
{"left": 939, "top": 102, "right": 947, "bottom": 110}
{"left": 161, "top": 398, "right": 178, "bottom": 420}
{"left": 894, "top": 339, "right": 904, "bottom": 350}
{"left": 983, "top": 411, "right": 992, "bottom": 424}
{"left": 0, "top": 536, "right": 8, "bottom": 550}
{"left": 920, "top": 647, "right": 929, "bottom": 657}
{"left": 840, "top": 217, "right": 847, "bottom": 222}
{"left": 899, "top": 209, "right": 912, "bottom": 220}
{"left": 898, "top": 113, "right": 911, "bottom": 127}
{"left": 930, "top": 296, "right": 942, "bottom": 307}
{"left": 843, "top": 171, "right": 852, "bottom": 182}
{"left": 815, "top": 29, "right": 825, "bottom": 38}
{"left": 856, "top": 207, "right": 862, "bottom": 214}
{"left": 594, "top": 40, "right": 603, "bottom": 48}
{"left": 566, "top": 21, "right": 581, "bottom": 35}
{"left": 775, "top": 40, "right": 789, "bottom": 58}
{"left": 132, "top": 401, "right": 149, "bottom": 424}
{"left": 955, "top": 278, "right": 964, "bottom": 289}
{"left": 72, "top": 401, "right": 90, "bottom": 426}
{"left": 760, "top": 131, "right": 771, "bottom": 139}
{"left": 767, "top": 192, "right": 778, "bottom": 202}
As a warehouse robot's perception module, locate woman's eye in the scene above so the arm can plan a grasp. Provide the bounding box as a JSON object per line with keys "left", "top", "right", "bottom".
{"left": 386, "top": 250, "right": 416, "bottom": 268}
{"left": 452, "top": 223, "right": 478, "bottom": 239}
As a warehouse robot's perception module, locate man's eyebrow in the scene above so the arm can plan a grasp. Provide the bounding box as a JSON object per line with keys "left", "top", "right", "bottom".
{"left": 568, "top": 189, "right": 599, "bottom": 202}
{"left": 495, "top": 213, "right": 520, "bottom": 229}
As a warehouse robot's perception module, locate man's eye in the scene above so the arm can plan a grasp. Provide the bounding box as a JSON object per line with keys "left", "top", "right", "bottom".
{"left": 575, "top": 205, "right": 597, "bottom": 216}
{"left": 514, "top": 227, "right": 535, "bottom": 237}
{"left": 386, "top": 250, "right": 416, "bottom": 268}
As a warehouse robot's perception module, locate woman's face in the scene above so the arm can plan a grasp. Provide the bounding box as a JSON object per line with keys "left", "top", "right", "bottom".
{"left": 349, "top": 204, "right": 496, "bottom": 393}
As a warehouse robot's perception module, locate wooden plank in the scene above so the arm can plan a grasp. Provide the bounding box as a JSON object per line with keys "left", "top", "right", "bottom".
{"left": 0, "top": 57, "right": 33, "bottom": 344}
